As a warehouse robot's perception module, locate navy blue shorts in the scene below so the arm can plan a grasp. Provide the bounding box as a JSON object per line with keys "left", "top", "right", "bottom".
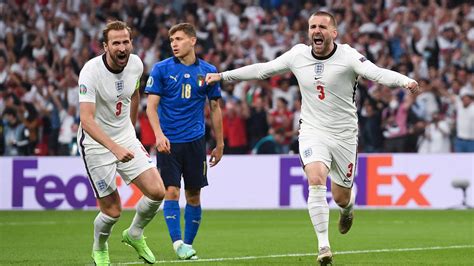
{"left": 156, "top": 136, "right": 208, "bottom": 189}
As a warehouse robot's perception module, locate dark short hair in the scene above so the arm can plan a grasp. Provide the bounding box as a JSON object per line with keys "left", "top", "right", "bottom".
{"left": 102, "top": 20, "right": 132, "bottom": 44}
{"left": 169, "top": 23, "right": 196, "bottom": 38}
{"left": 277, "top": 97, "right": 288, "bottom": 106}
{"left": 3, "top": 107, "right": 17, "bottom": 117}
{"left": 310, "top": 11, "right": 337, "bottom": 28}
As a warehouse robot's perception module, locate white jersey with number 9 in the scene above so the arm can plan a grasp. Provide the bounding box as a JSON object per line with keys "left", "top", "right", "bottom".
{"left": 77, "top": 54, "right": 143, "bottom": 154}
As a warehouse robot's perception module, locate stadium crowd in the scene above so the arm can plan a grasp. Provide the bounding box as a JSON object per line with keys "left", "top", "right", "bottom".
{"left": 0, "top": 0, "right": 473, "bottom": 156}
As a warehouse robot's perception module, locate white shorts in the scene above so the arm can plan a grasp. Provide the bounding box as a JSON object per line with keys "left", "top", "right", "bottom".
{"left": 299, "top": 133, "right": 357, "bottom": 188}
{"left": 79, "top": 138, "right": 155, "bottom": 198}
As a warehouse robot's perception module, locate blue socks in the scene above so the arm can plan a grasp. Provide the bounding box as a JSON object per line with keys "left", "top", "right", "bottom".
{"left": 163, "top": 200, "right": 181, "bottom": 242}
{"left": 163, "top": 200, "right": 202, "bottom": 245}
{"left": 164, "top": 201, "right": 202, "bottom": 245}
{"left": 184, "top": 204, "right": 202, "bottom": 245}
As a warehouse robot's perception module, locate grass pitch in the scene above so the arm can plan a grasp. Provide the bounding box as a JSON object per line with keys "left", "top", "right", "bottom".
{"left": 0, "top": 209, "right": 472, "bottom": 265}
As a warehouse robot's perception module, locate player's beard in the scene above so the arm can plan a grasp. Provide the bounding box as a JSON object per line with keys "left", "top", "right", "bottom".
{"left": 312, "top": 36, "right": 332, "bottom": 57}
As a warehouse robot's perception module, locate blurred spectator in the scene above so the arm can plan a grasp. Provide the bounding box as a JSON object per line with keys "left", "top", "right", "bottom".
{"left": 2, "top": 107, "right": 29, "bottom": 155}
{"left": 42, "top": 84, "right": 61, "bottom": 155}
{"left": 245, "top": 96, "right": 269, "bottom": 150}
{"left": 289, "top": 96, "right": 301, "bottom": 154}
{"left": 417, "top": 112, "right": 451, "bottom": 153}
{"left": 453, "top": 88, "right": 474, "bottom": 152}
{"left": 252, "top": 128, "right": 285, "bottom": 154}
{"left": 223, "top": 100, "right": 248, "bottom": 154}
{"left": 360, "top": 95, "right": 385, "bottom": 153}
{"left": 0, "top": 54, "right": 8, "bottom": 91}
{"left": 268, "top": 97, "right": 293, "bottom": 153}
{"left": 48, "top": 85, "right": 77, "bottom": 155}
{"left": 381, "top": 91, "right": 413, "bottom": 152}
{"left": 271, "top": 77, "right": 298, "bottom": 110}
{"left": 19, "top": 101, "right": 40, "bottom": 155}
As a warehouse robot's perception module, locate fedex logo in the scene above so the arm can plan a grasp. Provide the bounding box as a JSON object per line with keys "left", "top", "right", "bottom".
{"left": 12, "top": 159, "right": 143, "bottom": 209}
{"left": 12, "top": 159, "right": 96, "bottom": 209}
{"left": 359, "top": 156, "right": 430, "bottom": 206}
{"left": 279, "top": 155, "right": 430, "bottom": 207}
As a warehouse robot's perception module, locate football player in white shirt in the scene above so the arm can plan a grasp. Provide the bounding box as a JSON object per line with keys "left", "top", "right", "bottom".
{"left": 77, "top": 21, "right": 165, "bottom": 265}
{"left": 206, "top": 11, "right": 419, "bottom": 265}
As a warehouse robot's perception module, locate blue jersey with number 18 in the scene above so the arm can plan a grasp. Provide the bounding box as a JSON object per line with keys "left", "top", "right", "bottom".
{"left": 145, "top": 57, "right": 221, "bottom": 143}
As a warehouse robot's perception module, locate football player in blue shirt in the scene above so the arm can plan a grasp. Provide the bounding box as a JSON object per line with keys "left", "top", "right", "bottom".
{"left": 145, "top": 23, "right": 224, "bottom": 260}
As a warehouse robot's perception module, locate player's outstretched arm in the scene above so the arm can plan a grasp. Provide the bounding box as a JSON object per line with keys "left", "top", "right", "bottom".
{"left": 209, "top": 98, "right": 224, "bottom": 167}
{"left": 206, "top": 49, "right": 293, "bottom": 85}
{"left": 146, "top": 94, "right": 171, "bottom": 154}
{"left": 79, "top": 102, "right": 135, "bottom": 162}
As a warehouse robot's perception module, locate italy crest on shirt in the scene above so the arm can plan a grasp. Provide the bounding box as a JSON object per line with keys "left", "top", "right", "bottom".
{"left": 198, "top": 75, "right": 205, "bottom": 87}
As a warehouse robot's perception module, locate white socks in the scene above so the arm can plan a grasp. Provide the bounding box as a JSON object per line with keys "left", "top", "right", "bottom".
{"left": 341, "top": 188, "right": 356, "bottom": 215}
{"left": 308, "top": 185, "right": 330, "bottom": 249}
{"left": 128, "top": 196, "right": 163, "bottom": 239}
{"left": 93, "top": 212, "right": 118, "bottom": 251}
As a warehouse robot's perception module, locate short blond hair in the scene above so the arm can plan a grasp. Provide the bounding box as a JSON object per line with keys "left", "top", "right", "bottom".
{"left": 310, "top": 11, "right": 338, "bottom": 28}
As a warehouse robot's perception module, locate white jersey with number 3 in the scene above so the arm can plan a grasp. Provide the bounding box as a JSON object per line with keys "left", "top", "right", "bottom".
{"left": 222, "top": 43, "right": 414, "bottom": 142}
{"left": 78, "top": 54, "right": 143, "bottom": 152}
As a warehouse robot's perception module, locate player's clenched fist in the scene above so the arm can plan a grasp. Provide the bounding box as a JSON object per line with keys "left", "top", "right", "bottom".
{"left": 205, "top": 73, "right": 222, "bottom": 85}
{"left": 111, "top": 145, "right": 135, "bottom": 163}
{"left": 406, "top": 81, "right": 420, "bottom": 94}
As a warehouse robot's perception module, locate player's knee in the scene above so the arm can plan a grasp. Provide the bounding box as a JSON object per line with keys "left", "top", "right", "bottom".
{"left": 165, "top": 187, "right": 180, "bottom": 200}
{"left": 186, "top": 196, "right": 200, "bottom": 205}
{"left": 148, "top": 186, "right": 165, "bottom": 201}
{"left": 308, "top": 175, "right": 326, "bottom": 186}
{"left": 185, "top": 189, "right": 201, "bottom": 205}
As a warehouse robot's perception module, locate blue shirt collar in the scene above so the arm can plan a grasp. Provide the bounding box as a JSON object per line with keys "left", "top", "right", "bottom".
{"left": 173, "top": 56, "right": 200, "bottom": 66}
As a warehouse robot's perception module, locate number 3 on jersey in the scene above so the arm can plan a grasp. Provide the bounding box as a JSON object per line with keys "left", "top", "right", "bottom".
{"left": 346, "top": 162, "right": 353, "bottom": 177}
{"left": 316, "top": 85, "right": 325, "bottom": 100}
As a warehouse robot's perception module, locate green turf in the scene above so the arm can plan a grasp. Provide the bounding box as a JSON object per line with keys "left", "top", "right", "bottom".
{"left": 0, "top": 210, "right": 472, "bottom": 265}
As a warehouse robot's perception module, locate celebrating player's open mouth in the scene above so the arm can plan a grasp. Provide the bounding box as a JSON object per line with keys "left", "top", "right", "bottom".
{"left": 312, "top": 35, "right": 325, "bottom": 52}
{"left": 115, "top": 52, "right": 129, "bottom": 67}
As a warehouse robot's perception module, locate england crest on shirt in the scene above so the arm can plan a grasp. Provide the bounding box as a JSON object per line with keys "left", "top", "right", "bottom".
{"left": 96, "top": 179, "right": 107, "bottom": 192}
{"left": 314, "top": 63, "right": 324, "bottom": 76}
{"left": 115, "top": 80, "right": 124, "bottom": 95}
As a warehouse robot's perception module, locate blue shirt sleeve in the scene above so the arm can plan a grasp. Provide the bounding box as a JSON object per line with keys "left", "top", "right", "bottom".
{"left": 207, "top": 65, "right": 222, "bottom": 100}
{"left": 144, "top": 64, "right": 164, "bottom": 95}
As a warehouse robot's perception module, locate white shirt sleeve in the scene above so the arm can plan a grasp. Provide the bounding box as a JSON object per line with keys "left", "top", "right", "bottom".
{"left": 222, "top": 46, "right": 295, "bottom": 81}
{"left": 78, "top": 62, "right": 97, "bottom": 103}
{"left": 348, "top": 46, "right": 415, "bottom": 88}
